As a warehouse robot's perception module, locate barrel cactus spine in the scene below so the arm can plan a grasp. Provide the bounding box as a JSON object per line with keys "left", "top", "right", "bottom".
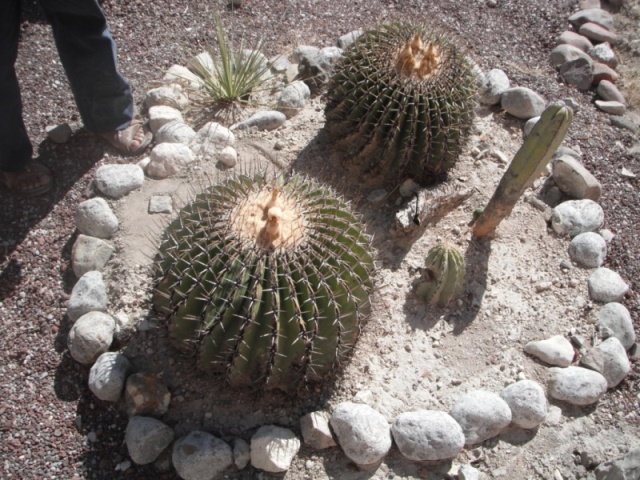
{"left": 417, "top": 243, "right": 465, "bottom": 307}
{"left": 324, "top": 22, "right": 477, "bottom": 189}
{"left": 152, "top": 173, "right": 375, "bottom": 391}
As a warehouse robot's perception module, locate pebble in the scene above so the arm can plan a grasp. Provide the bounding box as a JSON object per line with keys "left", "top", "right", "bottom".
{"left": 216, "top": 146, "right": 237, "bottom": 167}
{"left": 478, "top": 69, "right": 510, "bottom": 105}
{"left": 67, "top": 311, "right": 115, "bottom": 365}
{"left": 124, "top": 372, "right": 171, "bottom": 416}
{"left": 148, "top": 105, "right": 184, "bottom": 134}
{"left": 594, "top": 449, "right": 640, "bottom": 480}
{"left": 300, "top": 411, "right": 337, "bottom": 450}
{"left": 148, "top": 195, "right": 173, "bottom": 214}
{"left": 592, "top": 62, "right": 619, "bottom": 85}
{"left": 76, "top": 198, "right": 119, "bottom": 239}
{"left": 163, "top": 64, "right": 204, "bottom": 89}
{"left": 587, "top": 267, "right": 629, "bottom": 303}
{"left": 595, "top": 100, "right": 626, "bottom": 115}
{"left": 547, "top": 366, "right": 608, "bottom": 405}
{"left": 71, "top": 234, "right": 115, "bottom": 278}
{"left": 596, "top": 337, "right": 631, "bottom": 388}
{"left": 367, "top": 188, "right": 388, "bottom": 205}
{"left": 146, "top": 143, "right": 195, "bottom": 178}
{"left": 610, "top": 115, "right": 638, "bottom": 134}
{"left": 568, "top": 9, "right": 615, "bottom": 31}
{"left": 172, "top": 431, "right": 233, "bottom": 480}
{"left": 337, "top": 29, "right": 363, "bottom": 49}
{"left": 459, "top": 464, "right": 481, "bottom": 480}
{"left": 579, "top": 22, "right": 619, "bottom": 44}
{"left": 144, "top": 84, "right": 189, "bottom": 111}
{"left": 589, "top": 43, "right": 618, "bottom": 68}
{"left": 544, "top": 405, "right": 563, "bottom": 425}
{"left": 46, "top": 123, "right": 73, "bottom": 144}
{"left": 558, "top": 31, "right": 593, "bottom": 52}
{"left": 501, "top": 87, "right": 546, "bottom": 120}
{"left": 568, "top": 232, "right": 607, "bottom": 268}
{"left": 155, "top": 120, "right": 196, "bottom": 145}
{"left": 94, "top": 164, "right": 144, "bottom": 199}
{"left": 597, "top": 80, "right": 626, "bottom": 104}
{"left": 190, "top": 122, "right": 236, "bottom": 158}
{"left": 552, "top": 155, "right": 601, "bottom": 201}
{"left": 232, "top": 438, "right": 250, "bottom": 470}
{"left": 232, "top": 110, "right": 287, "bottom": 132}
{"left": 597, "top": 303, "right": 636, "bottom": 350}
{"left": 125, "top": 416, "right": 174, "bottom": 465}
{"left": 524, "top": 335, "right": 575, "bottom": 367}
{"left": 250, "top": 425, "right": 300, "bottom": 473}
{"left": 559, "top": 57, "right": 594, "bottom": 91}
{"left": 67, "top": 271, "right": 109, "bottom": 322}
{"left": 550, "top": 44, "right": 592, "bottom": 68}
{"left": 330, "top": 402, "right": 392, "bottom": 466}
{"left": 449, "top": 390, "right": 512, "bottom": 445}
{"left": 88, "top": 352, "right": 131, "bottom": 402}
{"left": 500, "top": 380, "right": 548, "bottom": 429}
{"left": 551, "top": 199, "right": 604, "bottom": 237}
{"left": 277, "top": 81, "right": 311, "bottom": 118}
{"left": 391, "top": 410, "right": 465, "bottom": 461}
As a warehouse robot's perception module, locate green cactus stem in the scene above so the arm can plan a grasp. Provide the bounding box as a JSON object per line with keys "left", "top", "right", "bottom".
{"left": 324, "top": 22, "right": 477, "bottom": 189}
{"left": 152, "top": 173, "right": 375, "bottom": 391}
{"left": 416, "top": 244, "right": 465, "bottom": 307}
{"left": 473, "top": 103, "right": 573, "bottom": 238}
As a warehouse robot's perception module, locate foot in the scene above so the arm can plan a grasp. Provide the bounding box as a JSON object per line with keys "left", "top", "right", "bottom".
{"left": 2, "top": 161, "right": 52, "bottom": 197}
{"left": 98, "top": 120, "right": 152, "bottom": 155}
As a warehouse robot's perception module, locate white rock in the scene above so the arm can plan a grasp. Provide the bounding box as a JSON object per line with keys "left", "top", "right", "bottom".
{"left": 146, "top": 143, "right": 195, "bottom": 179}
{"left": 501, "top": 87, "right": 546, "bottom": 120}
{"left": 551, "top": 199, "right": 604, "bottom": 237}
{"left": 188, "top": 51, "right": 216, "bottom": 74}
{"left": 523, "top": 116, "right": 540, "bottom": 137}
{"left": 190, "top": 122, "right": 236, "bottom": 158}
{"left": 277, "top": 81, "right": 311, "bottom": 118}
{"left": 330, "top": 402, "right": 392, "bottom": 466}
{"left": 547, "top": 366, "right": 608, "bottom": 405}
{"left": 597, "top": 303, "right": 636, "bottom": 350}
{"left": 588, "top": 267, "right": 629, "bottom": 303}
{"left": 67, "top": 311, "right": 115, "bottom": 365}
{"left": 67, "top": 271, "right": 108, "bottom": 322}
{"left": 46, "top": 123, "right": 72, "bottom": 144}
{"left": 569, "top": 232, "right": 607, "bottom": 268}
{"left": 596, "top": 337, "right": 631, "bottom": 388}
{"left": 391, "top": 410, "right": 465, "bottom": 461}
{"left": 155, "top": 121, "right": 196, "bottom": 145}
{"left": 500, "top": 380, "right": 548, "bottom": 429}
{"left": 524, "top": 335, "right": 575, "bottom": 367}
{"left": 291, "top": 45, "right": 320, "bottom": 63}
{"left": 94, "top": 164, "right": 144, "bottom": 199}
{"left": 163, "top": 64, "right": 204, "bottom": 89}
{"left": 71, "top": 234, "right": 115, "bottom": 278}
{"left": 449, "top": 391, "right": 512, "bottom": 445}
{"left": 76, "top": 197, "right": 119, "bottom": 239}
{"left": 232, "top": 111, "right": 287, "bottom": 132}
{"left": 479, "top": 69, "right": 510, "bottom": 105}
{"left": 88, "top": 352, "right": 131, "bottom": 402}
{"left": 338, "top": 29, "right": 363, "bottom": 49}
{"left": 172, "top": 431, "right": 232, "bottom": 480}
{"left": 552, "top": 155, "right": 602, "bottom": 201}
{"left": 550, "top": 44, "right": 593, "bottom": 67}
{"left": 148, "top": 195, "right": 173, "bottom": 214}
{"left": 149, "top": 105, "right": 184, "bottom": 135}
{"left": 125, "top": 416, "right": 174, "bottom": 465}
{"left": 589, "top": 43, "right": 618, "bottom": 68}
{"left": 269, "top": 54, "right": 291, "bottom": 73}
{"left": 316, "top": 46, "right": 344, "bottom": 69}
{"left": 232, "top": 438, "right": 250, "bottom": 470}
{"left": 300, "top": 411, "right": 336, "bottom": 450}
{"left": 459, "top": 464, "right": 482, "bottom": 480}
{"left": 144, "top": 84, "right": 189, "bottom": 111}
{"left": 250, "top": 425, "right": 300, "bottom": 473}
{"left": 217, "top": 146, "right": 237, "bottom": 167}
{"left": 595, "top": 100, "right": 626, "bottom": 115}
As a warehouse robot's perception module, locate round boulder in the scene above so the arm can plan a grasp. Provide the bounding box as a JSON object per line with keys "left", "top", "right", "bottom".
{"left": 449, "top": 390, "right": 512, "bottom": 445}
{"left": 172, "top": 431, "right": 233, "bottom": 480}
{"left": 391, "top": 410, "right": 464, "bottom": 461}
{"left": 500, "top": 380, "right": 548, "bottom": 429}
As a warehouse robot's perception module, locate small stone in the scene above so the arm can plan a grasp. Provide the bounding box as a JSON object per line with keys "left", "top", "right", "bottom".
{"left": 610, "top": 116, "right": 639, "bottom": 134}
{"left": 76, "top": 198, "right": 119, "bottom": 239}
{"left": 276, "top": 81, "right": 310, "bottom": 118}
{"left": 337, "top": 29, "right": 363, "bottom": 49}
{"left": 367, "top": 189, "right": 388, "bottom": 205}
{"left": 550, "top": 44, "right": 592, "bottom": 68}
{"left": 597, "top": 80, "right": 625, "bottom": 104}
{"left": 147, "top": 143, "right": 195, "bottom": 178}
{"left": 232, "top": 110, "right": 287, "bottom": 132}
{"left": 569, "top": 9, "right": 615, "bottom": 31}
{"left": 163, "top": 64, "right": 203, "bottom": 89}
{"left": 588, "top": 268, "right": 629, "bottom": 303}
{"left": 595, "top": 100, "right": 626, "bottom": 115}
{"left": 172, "top": 431, "right": 233, "bottom": 480}
{"left": 391, "top": 410, "right": 465, "bottom": 461}
{"left": 449, "top": 390, "right": 512, "bottom": 445}
{"left": 67, "top": 271, "right": 108, "bottom": 322}
{"left": 558, "top": 31, "right": 594, "bottom": 52}
{"left": 559, "top": 57, "right": 594, "bottom": 91}
{"left": 490, "top": 149, "right": 509, "bottom": 164}
{"left": 144, "top": 85, "right": 189, "bottom": 111}
{"left": 619, "top": 167, "right": 636, "bottom": 179}
{"left": 569, "top": 232, "right": 607, "bottom": 268}
{"left": 155, "top": 121, "right": 196, "bottom": 145}
{"left": 524, "top": 116, "right": 540, "bottom": 137}
{"left": 599, "top": 229, "right": 615, "bottom": 242}
{"left": 500, "top": 380, "right": 548, "bottom": 429}
{"left": 125, "top": 373, "right": 171, "bottom": 416}
{"left": 597, "top": 303, "right": 636, "bottom": 350}
{"left": 148, "top": 196, "right": 173, "bottom": 214}
{"left": 300, "top": 411, "right": 336, "bottom": 450}
{"left": 459, "top": 465, "right": 482, "bottom": 480}
{"left": 148, "top": 105, "right": 184, "bottom": 135}
{"left": 548, "top": 366, "right": 608, "bottom": 405}
{"left": 479, "top": 69, "right": 510, "bottom": 105}
{"left": 551, "top": 199, "right": 604, "bottom": 237}
{"left": 589, "top": 43, "right": 618, "bottom": 68}
{"left": 233, "top": 438, "right": 250, "bottom": 470}
{"left": 95, "top": 164, "right": 144, "bottom": 198}
{"left": 596, "top": 337, "right": 631, "bottom": 388}
{"left": 579, "top": 23, "right": 619, "bottom": 44}
{"left": 399, "top": 178, "right": 421, "bottom": 198}
{"left": 216, "top": 146, "right": 237, "bottom": 167}
{"left": 125, "top": 416, "right": 174, "bottom": 465}
{"left": 524, "top": 335, "right": 575, "bottom": 367}
{"left": 46, "top": 123, "right": 73, "bottom": 144}
{"left": 552, "top": 155, "right": 601, "bottom": 201}
{"left": 592, "top": 62, "right": 619, "bottom": 85}
{"left": 250, "top": 425, "right": 300, "bottom": 473}
{"left": 88, "top": 352, "right": 131, "bottom": 402}
{"left": 501, "top": 87, "right": 546, "bottom": 120}
{"left": 594, "top": 449, "right": 640, "bottom": 480}
{"left": 67, "top": 311, "right": 115, "bottom": 364}
{"left": 544, "top": 405, "right": 563, "bottom": 425}
{"left": 71, "top": 234, "right": 115, "bottom": 278}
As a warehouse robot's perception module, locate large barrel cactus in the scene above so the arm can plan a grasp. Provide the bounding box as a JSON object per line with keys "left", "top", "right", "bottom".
{"left": 152, "top": 173, "right": 375, "bottom": 391}
{"left": 325, "top": 22, "right": 477, "bottom": 189}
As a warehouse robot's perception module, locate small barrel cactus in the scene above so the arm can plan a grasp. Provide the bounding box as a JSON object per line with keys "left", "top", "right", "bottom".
{"left": 324, "top": 22, "right": 477, "bottom": 189}
{"left": 152, "top": 173, "right": 375, "bottom": 391}
{"left": 417, "top": 244, "right": 465, "bottom": 307}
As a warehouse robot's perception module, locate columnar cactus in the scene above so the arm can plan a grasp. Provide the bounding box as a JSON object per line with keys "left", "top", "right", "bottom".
{"left": 417, "top": 244, "right": 465, "bottom": 307}
{"left": 152, "top": 173, "right": 375, "bottom": 391}
{"left": 324, "top": 22, "right": 477, "bottom": 189}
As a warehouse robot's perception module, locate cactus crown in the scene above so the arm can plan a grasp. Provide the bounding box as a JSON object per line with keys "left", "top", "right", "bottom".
{"left": 395, "top": 34, "right": 442, "bottom": 79}
{"left": 417, "top": 243, "right": 465, "bottom": 307}
{"left": 152, "top": 173, "right": 375, "bottom": 392}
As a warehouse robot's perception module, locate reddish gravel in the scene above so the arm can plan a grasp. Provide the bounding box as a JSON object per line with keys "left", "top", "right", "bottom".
{"left": 1, "top": 0, "right": 638, "bottom": 478}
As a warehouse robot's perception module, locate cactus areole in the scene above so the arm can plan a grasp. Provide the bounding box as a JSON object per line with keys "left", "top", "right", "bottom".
{"left": 152, "top": 174, "right": 375, "bottom": 391}
{"left": 324, "top": 22, "right": 477, "bottom": 189}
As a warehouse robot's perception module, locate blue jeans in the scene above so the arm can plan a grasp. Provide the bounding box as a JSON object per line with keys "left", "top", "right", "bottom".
{"left": 1, "top": 0, "right": 133, "bottom": 172}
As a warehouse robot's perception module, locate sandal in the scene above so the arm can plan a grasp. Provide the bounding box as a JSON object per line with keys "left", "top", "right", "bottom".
{"left": 2, "top": 161, "right": 53, "bottom": 197}
{"left": 98, "top": 120, "right": 152, "bottom": 155}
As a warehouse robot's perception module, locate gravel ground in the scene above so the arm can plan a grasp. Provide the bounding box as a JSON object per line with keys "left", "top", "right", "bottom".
{"left": 1, "top": 0, "right": 638, "bottom": 479}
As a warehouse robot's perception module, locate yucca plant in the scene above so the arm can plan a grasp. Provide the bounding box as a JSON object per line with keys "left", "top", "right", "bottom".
{"left": 152, "top": 173, "right": 375, "bottom": 391}
{"left": 324, "top": 22, "right": 477, "bottom": 189}
{"left": 416, "top": 244, "right": 465, "bottom": 307}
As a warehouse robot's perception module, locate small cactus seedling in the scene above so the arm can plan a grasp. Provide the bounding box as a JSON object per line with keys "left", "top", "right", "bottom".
{"left": 152, "top": 173, "right": 375, "bottom": 391}
{"left": 416, "top": 244, "right": 465, "bottom": 307}
{"left": 324, "top": 22, "right": 477, "bottom": 189}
